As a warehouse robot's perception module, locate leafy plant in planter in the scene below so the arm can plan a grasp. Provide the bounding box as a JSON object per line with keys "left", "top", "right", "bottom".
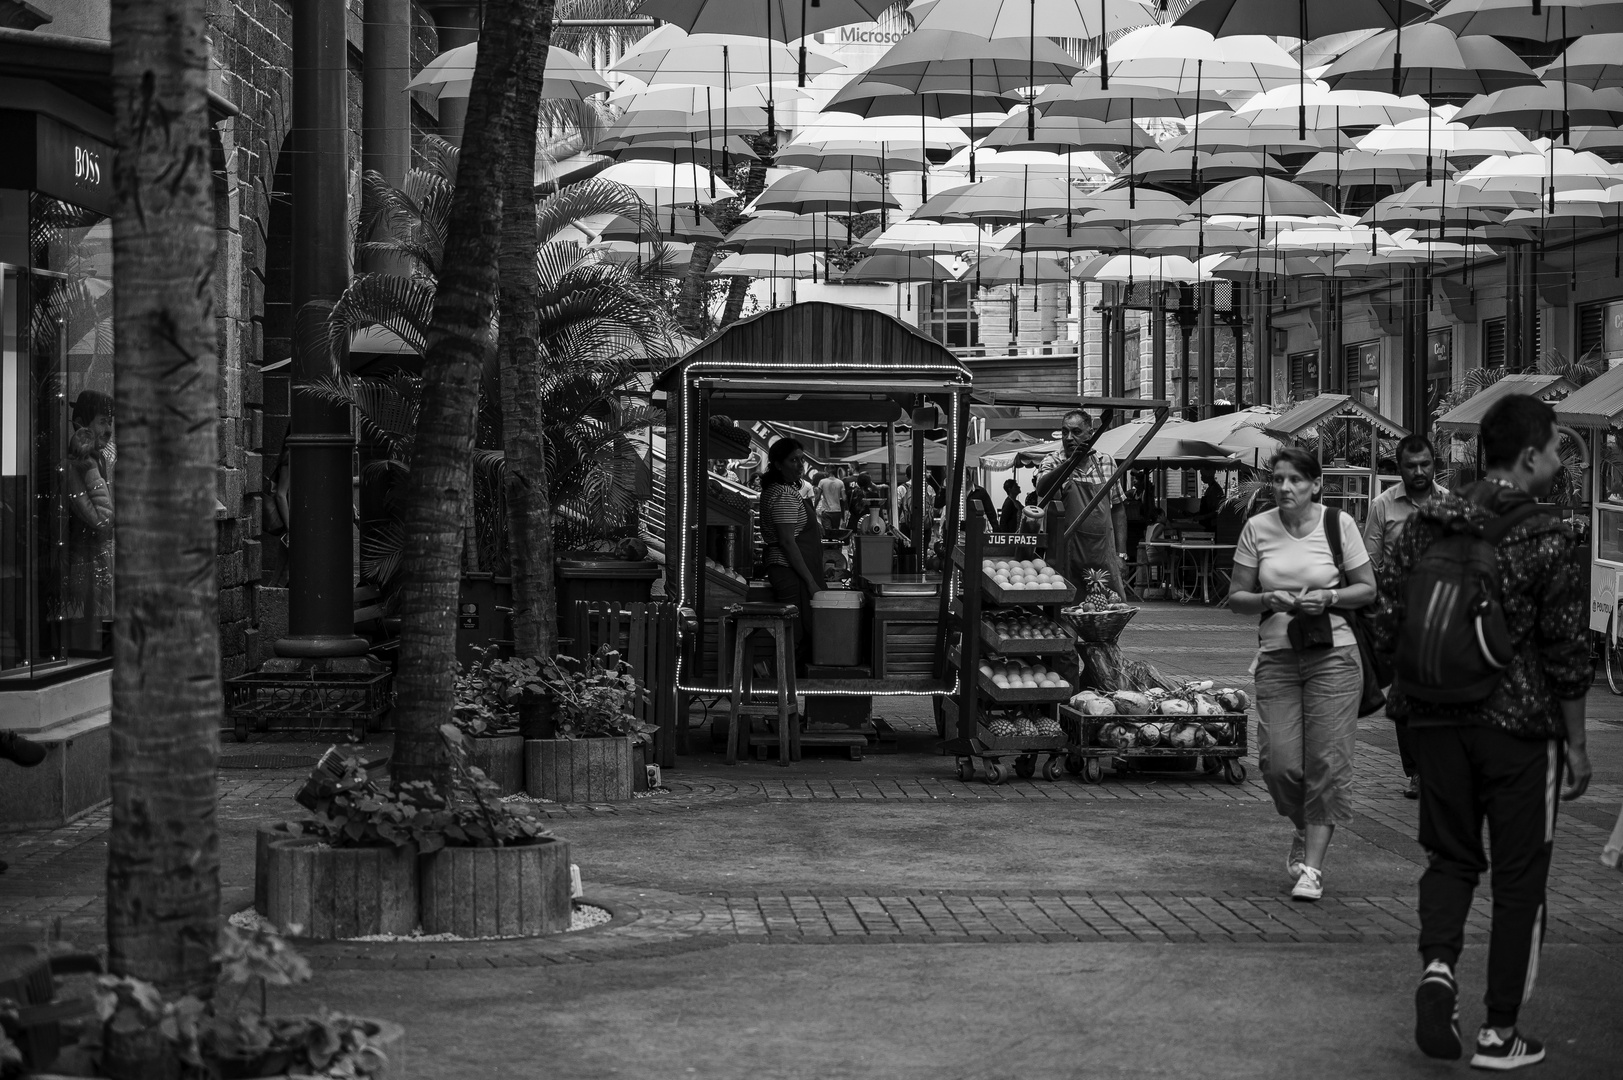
{"left": 452, "top": 648, "right": 545, "bottom": 737}
{"left": 538, "top": 646, "right": 657, "bottom": 748}
{"left": 89, "top": 923, "right": 393, "bottom": 1079}
{"left": 295, "top": 728, "right": 549, "bottom": 852}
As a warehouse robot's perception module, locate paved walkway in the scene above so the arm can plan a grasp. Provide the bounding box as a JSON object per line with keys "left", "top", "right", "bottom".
{"left": 4, "top": 602, "right": 1622, "bottom": 1078}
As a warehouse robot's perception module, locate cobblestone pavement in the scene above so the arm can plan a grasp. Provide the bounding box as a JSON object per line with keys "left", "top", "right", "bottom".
{"left": 4, "top": 602, "right": 1621, "bottom": 974}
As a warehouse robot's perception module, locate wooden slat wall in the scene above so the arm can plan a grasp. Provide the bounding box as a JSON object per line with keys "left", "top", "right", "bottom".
{"left": 572, "top": 601, "right": 680, "bottom": 769}
{"left": 965, "top": 356, "right": 1081, "bottom": 399}
{"left": 679, "top": 301, "right": 967, "bottom": 373}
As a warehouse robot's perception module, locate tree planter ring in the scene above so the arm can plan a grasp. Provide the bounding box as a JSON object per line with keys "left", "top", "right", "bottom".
{"left": 467, "top": 732, "right": 525, "bottom": 795}
{"left": 262, "top": 837, "right": 418, "bottom": 940}
{"left": 254, "top": 820, "right": 307, "bottom": 916}
{"left": 418, "top": 836, "right": 572, "bottom": 938}
{"left": 525, "top": 736, "right": 636, "bottom": 803}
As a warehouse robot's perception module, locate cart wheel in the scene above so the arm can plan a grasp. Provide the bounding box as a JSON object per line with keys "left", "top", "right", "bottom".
{"left": 1607, "top": 622, "right": 1623, "bottom": 696}
{"left": 1064, "top": 752, "right": 1084, "bottom": 775}
{"left": 1083, "top": 758, "right": 1105, "bottom": 784}
{"left": 1042, "top": 756, "right": 1064, "bottom": 782}
{"left": 984, "top": 761, "right": 1007, "bottom": 785}
{"left": 956, "top": 757, "right": 974, "bottom": 782}
{"left": 849, "top": 746, "right": 864, "bottom": 761}
{"left": 1013, "top": 754, "right": 1037, "bottom": 779}
{"left": 933, "top": 697, "right": 948, "bottom": 739}
{"left": 1223, "top": 759, "right": 1248, "bottom": 785}
{"left": 233, "top": 719, "right": 249, "bottom": 744}
{"left": 1201, "top": 756, "right": 1222, "bottom": 775}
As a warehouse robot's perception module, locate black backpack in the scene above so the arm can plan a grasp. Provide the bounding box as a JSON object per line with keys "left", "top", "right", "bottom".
{"left": 1392, "top": 499, "right": 1549, "bottom": 705}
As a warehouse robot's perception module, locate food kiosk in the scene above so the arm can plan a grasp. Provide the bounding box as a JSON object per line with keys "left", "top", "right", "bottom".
{"left": 1436, "top": 373, "right": 1577, "bottom": 486}
{"left": 1552, "top": 366, "right": 1623, "bottom": 690}
{"left": 1261, "top": 394, "right": 1407, "bottom": 529}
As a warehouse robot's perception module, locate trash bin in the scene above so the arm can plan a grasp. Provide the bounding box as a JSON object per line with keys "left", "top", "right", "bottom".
{"left": 811, "top": 590, "right": 866, "bottom": 667}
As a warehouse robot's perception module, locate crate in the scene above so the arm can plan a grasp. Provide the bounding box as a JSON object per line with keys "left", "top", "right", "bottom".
{"left": 975, "top": 724, "right": 1067, "bottom": 751}
{"left": 978, "top": 618, "right": 1075, "bottom": 656}
{"left": 226, "top": 669, "right": 393, "bottom": 743}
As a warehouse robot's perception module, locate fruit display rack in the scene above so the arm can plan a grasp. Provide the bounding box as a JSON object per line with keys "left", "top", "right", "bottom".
{"left": 939, "top": 520, "right": 1076, "bottom": 785}
{"left": 1058, "top": 705, "right": 1250, "bottom": 785}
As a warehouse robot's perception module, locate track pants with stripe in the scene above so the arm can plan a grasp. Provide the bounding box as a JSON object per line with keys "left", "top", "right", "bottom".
{"left": 1410, "top": 724, "right": 1563, "bottom": 1030}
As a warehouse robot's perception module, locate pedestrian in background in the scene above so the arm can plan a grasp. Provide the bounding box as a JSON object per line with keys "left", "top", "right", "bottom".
{"left": 998, "top": 478, "right": 1023, "bottom": 533}
{"left": 1363, "top": 434, "right": 1447, "bottom": 800}
{"left": 816, "top": 465, "right": 847, "bottom": 532}
{"left": 1372, "top": 396, "right": 1591, "bottom": 1072}
{"left": 1227, "top": 447, "right": 1377, "bottom": 903}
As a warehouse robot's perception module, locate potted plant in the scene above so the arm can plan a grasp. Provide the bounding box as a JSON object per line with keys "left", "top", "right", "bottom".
{"left": 45, "top": 922, "right": 404, "bottom": 1079}
{"left": 451, "top": 649, "right": 541, "bottom": 794}
{"left": 525, "top": 646, "right": 657, "bottom": 804}
{"left": 257, "top": 730, "right": 571, "bottom": 941}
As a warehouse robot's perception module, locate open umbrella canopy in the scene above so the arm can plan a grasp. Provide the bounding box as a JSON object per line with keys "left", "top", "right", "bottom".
{"left": 1181, "top": 112, "right": 1334, "bottom": 154}
{"left": 1174, "top": 0, "right": 1430, "bottom": 37}
{"left": 750, "top": 169, "right": 900, "bottom": 214}
{"left": 1034, "top": 76, "right": 1229, "bottom": 121}
{"left": 869, "top": 220, "right": 987, "bottom": 251}
{"left": 822, "top": 79, "right": 1019, "bottom": 124}
{"left": 1431, "top": 0, "right": 1623, "bottom": 41}
{"left": 720, "top": 214, "right": 852, "bottom": 253}
{"left": 787, "top": 112, "right": 971, "bottom": 150}
{"left": 960, "top": 251, "right": 1071, "bottom": 284}
{"left": 1320, "top": 25, "right": 1542, "bottom": 99}
{"left": 604, "top": 134, "right": 760, "bottom": 168}
{"left": 1232, "top": 82, "right": 1431, "bottom": 128}
{"left": 940, "top": 146, "right": 1116, "bottom": 182}
{"left": 1001, "top": 219, "right": 1130, "bottom": 252}
{"left": 601, "top": 105, "right": 772, "bottom": 141}
{"left": 914, "top": 176, "right": 1081, "bottom": 222}
{"left": 1207, "top": 252, "right": 1333, "bottom": 278}
{"left": 1078, "top": 187, "right": 1195, "bottom": 226}
{"left": 1453, "top": 83, "right": 1623, "bottom": 132}
{"left": 864, "top": 28, "right": 1085, "bottom": 92}
{"left": 1079, "top": 253, "right": 1206, "bottom": 282}
{"left": 1356, "top": 116, "right": 1539, "bottom": 158}
{"left": 1016, "top": 426, "right": 1238, "bottom": 465}
{"left": 841, "top": 252, "right": 959, "bottom": 282}
{"left": 1131, "top": 221, "right": 1257, "bottom": 256}
{"left": 599, "top": 212, "right": 722, "bottom": 244}
{"left": 608, "top": 82, "right": 803, "bottom": 113}
{"left": 597, "top": 160, "right": 737, "bottom": 203}
{"left": 1294, "top": 149, "right": 1450, "bottom": 186}
{"left": 406, "top": 43, "right": 610, "bottom": 100}
{"left": 1455, "top": 148, "right": 1623, "bottom": 194}
{"left": 964, "top": 432, "right": 1046, "bottom": 467}
{"left": 981, "top": 108, "right": 1156, "bottom": 154}
{"left": 611, "top": 26, "right": 842, "bottom": 87}
{"left": 635, "top": 0, "right": 896, "bottom": 42}
{"left": 1542, "top": 34, "right": 1623, "bottom": 91}
{"left": 1132, "top": 147, "right": 1286, "bottom": 182}
{"left": 1092, "top": 26, "right": 1300, "bottom": 97}
{"left": 914, "top": 0, "right": 1155, "bottom": 39}
{"left": 1196, "top": 176, "right": 1339, "bottom": 219}
{"left": 709, "top": 251, "right": 825, "bottom": 277}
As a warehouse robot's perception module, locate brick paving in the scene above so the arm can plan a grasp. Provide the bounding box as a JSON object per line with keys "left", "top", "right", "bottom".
{"left": 5, "top": 601, "right": 1621, "bottom": 969}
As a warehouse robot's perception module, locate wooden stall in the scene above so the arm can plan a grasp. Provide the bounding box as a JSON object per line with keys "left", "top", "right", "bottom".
{"left": 1262, "top": 394, "right": 1407, "bottom": 529}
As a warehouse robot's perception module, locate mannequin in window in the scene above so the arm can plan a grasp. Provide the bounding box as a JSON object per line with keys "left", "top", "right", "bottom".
{"left": 65, "top": 392, "right": 114, "bottom": 649}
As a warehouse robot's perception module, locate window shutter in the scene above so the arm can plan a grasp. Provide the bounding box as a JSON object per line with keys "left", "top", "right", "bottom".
{"left": 1483, "top": 318, "right": 1506, "bottom": 368}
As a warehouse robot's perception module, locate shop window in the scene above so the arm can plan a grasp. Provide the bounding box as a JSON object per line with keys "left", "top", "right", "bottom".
{"left": 0, "top": 191, "right": 114, "bottom": 684}
{"left": 1576, "top": 299, "right": 1623, "bottom": 365}
{"left": 1427, "top": 327, "right": 1452, "bottom": 420}
{"left": 918, "top": 281, "right": 978, "bottom": 349}
{"left": 1343, "top": 340, "right": 1380, "bottom": 411}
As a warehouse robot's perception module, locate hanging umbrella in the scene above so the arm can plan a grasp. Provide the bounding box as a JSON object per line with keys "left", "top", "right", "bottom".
{"left": 1035, "top": 75, "right": 1229, "bottom": 121}
{"left": 1207, "top": 252, "right": 1333, "bottom": 278}
{"left": 720, "top": 214, "right": 850, "bottom": 253}
{"left": 1356, "top": 116, "right": 1539, "bottom": 159}
{"left": 916, "top": 176, "right": 1081, "bottom": 222}
{"left": 1132, "top": 222, "right": 1256, "bottom": 256}
{"left": 980, "top": 108, "right": 1156, "bottom": 154}
{"left": 1541, "top": 34, "right": 1623, "bottom": 91}
{"left": 1320, "top": 26, "right": 1542, "bottom": 98}
{"left": 1455, "top": 148, "right": 1623, "bottom": 195}
{"left": 865, "top": 29, "right": 1084, "bottom": 93}
{"left": 1453, "top": 82, "right": 1623, "bottom": 134}
{"left": 964, "top": 432, "right": 1045, "bottom": 467}
{"left": 1133, "top": 148, "right": 1285, "bottom": 183}
{"left": 775, "top": 141, "right": 933, "bottom": 172}
{"left": 913, "top": 0, "right": 1154, "bottom": 38}
{"left": 1233, "top": 81, "right": 1431, "bottom": 129}
{"left": 600, "top": 212, "right": 723, "bottom": 244}
{"left": 596, "top": 240, "right": 697, "bottom": 269}
{"left": 869, "top": 220, "right": 987, "bottom": 250}
{"left": 1431, "top": 0, "right": 1623, "bottom": 40}
{"left": 1077, "top": 187, "right": 1194, "bottom": 226}
{"left": 960, "top": 251, "right": 1071, "bottom": 285}
{"left": 1000, "top": 220, "right": 1130, "bottom": 252}
{"left": 605, "top": 134, "right": 761, "bottom": 168}
{"left": 710, "top": 251, "right": 825, "bottom": 277}
{"left": 939, "top": 146, "right": 1116, "bottom": 183}
{"left": 611, "top": 25, "right": 842, "bottom": 87}
{"left": 1096, "top": 27, "right": 1300, "bottom": 97}
{"left": 751, "top": 169, "right": 900, "bottom": 214}
{"left": 1294, "top": 149, "right": 1448, "bottom": 187}
{"left": 634, "top": 0, "right": 891, "bottom": 86}
{"left": 600, "top": 106, "right": 771, "bottom": 142}
{"left": 406, "top": 42, "right": 610, "bottom": 100}
{"left": 841, "top": 252, "right": 959, "bottom": 282}
{"left": 1079, "top": 253, "right": 1207, "bottom": 282}
{"left": 1180, "top": 112, "right": 1333, "bottom": 154}
{"left": 787, "top": 113, "right": 972, "bottom": 150}
{"left": 1196, "top": 176, "right": 1339, "bottom": 220}
{"left": 596, "top": 160, "right": 737, "bottom": 204}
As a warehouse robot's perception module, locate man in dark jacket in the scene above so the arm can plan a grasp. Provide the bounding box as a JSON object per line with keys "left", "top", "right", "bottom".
{"left": 1371, "top": 395, "right": 1592, "bottom": 1071}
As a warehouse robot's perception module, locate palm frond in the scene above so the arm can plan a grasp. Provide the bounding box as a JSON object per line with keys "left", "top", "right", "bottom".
{"left": 331, "top": 273, "right": 435, "bottom": 356}
{"left": 536, "top": 180, "right": 659, "bottom": 244}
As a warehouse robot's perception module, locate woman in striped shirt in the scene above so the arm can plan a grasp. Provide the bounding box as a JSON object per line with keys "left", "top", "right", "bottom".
{"left": 759, "top": 438, "right": 826, "bottom": 673}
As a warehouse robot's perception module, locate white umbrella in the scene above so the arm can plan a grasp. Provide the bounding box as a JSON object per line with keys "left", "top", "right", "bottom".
{"left": 938, "top": 145, "right": 1116, "bottom": 183}
{"left": 1093, "top": 27, "right": 1300, "bottom": 97}
{"left": 596, "top": 160, "right": 736, "bottom": 204}
{"left": 611, "top": 25, "right": 841, "bottom": 88}
{"left": 405, "top": 42, "right": 611, "bottom": 100}
{"left": 868, "top": 220, "right": 987, "bottom": 251}
{"left": 710, "top": 251, "right": 824, "bottom": 277}
{"left": 1356, "top": 116, "right": 1539, "bottom": 159}
{"left": 1233, "top": 81, "right": 1431, "bottom": 128}
{"left": 1080, "top": 253, "right": 1206, "bottom": 282}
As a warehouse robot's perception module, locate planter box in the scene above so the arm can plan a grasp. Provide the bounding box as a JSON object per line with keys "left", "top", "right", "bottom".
{"left": 262, "top": 837, "right": 418, "bottom": 940}
{"left": 467, "top": 733, "right": 524, "bottom": 795}
{"left": 525, "top": 736, "right": 636, "bottom": 803}
{"left": 254, "top": 820, "right": 311, "bottom": 917}
{"left": 418, "top": 836, "right": 572, "bottom": 938}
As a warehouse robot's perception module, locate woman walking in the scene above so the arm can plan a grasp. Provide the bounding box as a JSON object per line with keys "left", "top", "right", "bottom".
{"left": 759, "top": 438, "right": 826, "bottom": 674}
{"left": 1227, "top": 448, "right": 1377, "bottom": 901}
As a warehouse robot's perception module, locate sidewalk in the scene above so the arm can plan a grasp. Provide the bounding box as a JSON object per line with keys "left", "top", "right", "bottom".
{"left": 4, "top": 602, "right": 1621, "bottom": 1078}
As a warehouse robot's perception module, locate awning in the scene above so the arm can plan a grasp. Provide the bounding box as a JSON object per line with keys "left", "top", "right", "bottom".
{"left": 1436, "top": 374, "right": 1576, "bottom": 436}
{"left": 1262, "top": 394, "right": 1408, "bottom": 440}
{"left": 1556, "top": 364, "right": 1623, "bottom": 429}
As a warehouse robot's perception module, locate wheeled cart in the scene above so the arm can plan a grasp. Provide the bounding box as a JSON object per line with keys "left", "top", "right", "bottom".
{"left": 1059, "top": 705, "right": 1250, "bottom": 785}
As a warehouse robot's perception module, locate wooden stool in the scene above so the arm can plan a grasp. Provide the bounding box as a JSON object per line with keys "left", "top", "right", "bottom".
{"left": 722, "top": 603, "right": 801, "bottom": 767}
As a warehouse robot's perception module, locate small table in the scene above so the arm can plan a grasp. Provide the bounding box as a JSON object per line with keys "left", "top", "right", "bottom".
{"left": 1146, "top": 541, "right": 1236, "bottom": 605}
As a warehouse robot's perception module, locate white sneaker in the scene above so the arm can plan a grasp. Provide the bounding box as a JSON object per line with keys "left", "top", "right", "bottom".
{"left": 1291, "top": 865, "right": 1324, "bottom": 902}
{"left": 1287, "top": 830, "right": 1307, "bottom": 882}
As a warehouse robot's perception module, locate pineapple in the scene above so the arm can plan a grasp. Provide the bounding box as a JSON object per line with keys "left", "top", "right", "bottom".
{"left": 1015, "top": 717, "right": 1040, "bottom": 737}
{"left": 1079, "top": 569, "right": 1122, "bottom": 612}
{"left": 987, "top": 717, "right": 1018, "bottom": 737}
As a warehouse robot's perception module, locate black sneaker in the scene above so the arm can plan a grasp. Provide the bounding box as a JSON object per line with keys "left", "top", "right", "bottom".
{"left": 1471, "top": 1028, "right": 1545, "bottom": 1071}
{"left": 1415, "top": 960, "right": 1462, "bottom": 1060}
{"left": 1404, "top": 775, "right": 1420, "bottom": 800}
{"left": 0, "top": 731, "right": 46, "bottom": 767}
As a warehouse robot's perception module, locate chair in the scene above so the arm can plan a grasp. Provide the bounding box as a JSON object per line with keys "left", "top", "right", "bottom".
{"left": 720, "top": 603, "right": 801, "bottom": 767}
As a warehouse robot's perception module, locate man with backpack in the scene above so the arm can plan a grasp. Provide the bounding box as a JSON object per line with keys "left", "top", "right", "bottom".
{"left": 1371, "top": 395, "right": 1592, "bottom": 1071}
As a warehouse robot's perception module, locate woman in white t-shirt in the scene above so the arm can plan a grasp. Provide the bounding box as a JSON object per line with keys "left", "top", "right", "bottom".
{"left": 1228, "top": 447, "right": 1377, "bottom": 903}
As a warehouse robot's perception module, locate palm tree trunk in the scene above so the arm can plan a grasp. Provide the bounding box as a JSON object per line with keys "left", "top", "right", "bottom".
{"left": 498, "top": 2, "right": 560, "bottom": 738}
{"left": 105, "top": 1, "right": 222, "bottom": 1075}
{"left": 391, "top": 0, "right": 549, "bottom": 785}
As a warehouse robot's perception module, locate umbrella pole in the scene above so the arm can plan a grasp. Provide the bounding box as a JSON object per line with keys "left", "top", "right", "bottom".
{"left": 1029, "top": 0, "right": 1037, "bottom": 140}
{"left": 1298, "top": 0, "right": 1306, "bottom": 141}
{"left": 798, "top": 0, "right": 808, "bottom": 88}
{"left": 722, "top": 46, "right": 731, "bottom": 177}
{"left": 1393, "top": 17, "right": 1402, "bottom": 98}
{"left": 1426, "top": 71, "right": 1433, "bottom": 186}
{"left": 921, "top": 101, "right": 929, "bottom": 202}
{"left": 881, "top": 142, "right": 889, "bottom": 230}
{"left": 1335, "top": 106, "right": 1342, "bottom": 211}
{"left": 1191, "top": 60, "right": 1203, "bottom": 190}
{"left": 1563, "top": 7, "right": 1570, "bottom": 145}
{"left": 706, "top": 88, "right": 717, "bottom": 198}
{"left": 1099, "top": 0, "right": 1109, "bottom": 90}
{"left": 1129, "top": 98, "right": 1136, "bottom": 209}
{"left": 969, "top": 60, "right": 976, "bottom": 183}
{"left": 691, "top": 135, "right": 701, "bottom": 225}
{"left": 765, "top": 0, "right": 776, "bottom": 141}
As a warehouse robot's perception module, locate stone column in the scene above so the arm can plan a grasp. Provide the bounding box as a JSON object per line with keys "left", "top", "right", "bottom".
{"left": 975, "top": 286, "right": 1014, "bottom": 351}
